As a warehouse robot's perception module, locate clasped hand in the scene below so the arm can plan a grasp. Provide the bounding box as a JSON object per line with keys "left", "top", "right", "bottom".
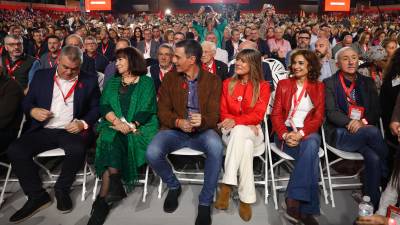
{"left": 284, "top": 131, "right": 303, "bottom": 147}
{"left": 177, "top": 113, "right": 202, "bottom": 133}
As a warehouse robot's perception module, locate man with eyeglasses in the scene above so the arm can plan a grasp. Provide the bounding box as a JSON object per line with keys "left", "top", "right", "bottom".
{"left": 1, "top": 35, "right": 40, "bottom": 94}
{"left": 148, "top": 43, "right": 176, "bottom": 92}
{"left": 285, "top": 30, "right": 311, "bottom": 68}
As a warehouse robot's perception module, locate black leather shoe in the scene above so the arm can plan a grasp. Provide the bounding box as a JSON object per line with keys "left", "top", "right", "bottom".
{"left": 87, "top": 196, "right": 110, "bottom": 225}
{"left": 105, "top": 174, "right": 127, "bottom": 204}
{"left": 55, "top": 189, "right": 72, "bottom": 213}
{"left": 195, "top": 205, "right": 212, "bottom": 225}
{"left": 163, "top": 186, "right": 182, "bottom": 213}
{"left": 9, "top": 192, "right": 52, "bottom": 223}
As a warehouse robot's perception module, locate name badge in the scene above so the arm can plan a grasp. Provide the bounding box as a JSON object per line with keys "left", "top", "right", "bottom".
{"left": 348, "top": 105, "right": 364, "bottom": 120}
{"left": 392, "top": 77, "right": 400, "bottom": 87}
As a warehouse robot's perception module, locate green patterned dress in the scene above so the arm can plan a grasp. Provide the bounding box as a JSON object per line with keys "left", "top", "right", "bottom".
{"left": 95, "top": 75, "right": 159, "bottom": 190}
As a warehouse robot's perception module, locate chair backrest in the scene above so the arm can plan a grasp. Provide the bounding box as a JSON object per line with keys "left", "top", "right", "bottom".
{"left": 263, "top": 58, "right": 289, "bottom": 114}
{"left": 358, "top": 60, "right": 364, "bottom": 66}
{"left": 97, "top": 72, "right": 105, "bottom": 92}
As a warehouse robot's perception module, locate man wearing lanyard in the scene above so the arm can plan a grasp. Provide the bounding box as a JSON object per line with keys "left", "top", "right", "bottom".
{"left": 7, "top": 45, "right": 100, "bottom": 223}
{"left": 39, "top": 35, "right": 61, "bottom": 69}
{"left": 27, "top": 29, "right": 47, "bottom": 59}
{"left": 148, "top": 43, "right": 175, "bottom": 93}
{"left": 324, "top": 47, "right": 388, "bottom": 210}
{"left": 84, "top": 36, "right": 109, "bottom": 73}
{"left": 146, "top": 40, "right": 223, "bottom": 225}
{"left": 97, "top": 28, "right": 115, "bottom": 61}
{"left": 201, "top": 41, "right": 228, "bottom": 81}
{"left": 1, "top": 35, "right": 40, "bottom": 94}
{"left": 137, "top": 28, "right": 160, "bottom": 67}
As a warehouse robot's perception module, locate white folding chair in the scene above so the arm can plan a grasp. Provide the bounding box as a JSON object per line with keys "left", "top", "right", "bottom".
{"left": 34, "top": 149, "right": 93, "bottom": 201}
{"left": 97, "top": 72, "right": 105, "bottom": 92}
{"left": 321, "top": 118, "right": 385, "bottom": 207}
{"left": 266, "top": 118, "right": 329, "bottom": 210}
{"left": 92, "top": 165, "right": 151, "bottom": 202}
{"left": 157, "top": 148, "right": 205, "bottom": 199}
{"left": 263, "top": 58, "right": 290, "bottom": 88}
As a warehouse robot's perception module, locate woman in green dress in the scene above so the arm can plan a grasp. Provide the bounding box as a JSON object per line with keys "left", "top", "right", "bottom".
{"left": 87, "top": 47, "right": 159, "bottom": 225}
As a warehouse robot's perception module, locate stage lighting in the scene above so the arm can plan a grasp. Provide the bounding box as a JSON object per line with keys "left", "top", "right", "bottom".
{"left": 165, "top": 9, "right": 172, "bottom": 15}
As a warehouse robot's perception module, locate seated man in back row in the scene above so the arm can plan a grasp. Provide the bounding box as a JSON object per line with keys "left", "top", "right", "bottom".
{"left": 146, "top": 40, "right": 223, "bottom": 225}
{"left": 7, "top": 45, "right": 100, "bottom": 223}
{"left": 324, "top": 47, "right": 388, "bottom": 210}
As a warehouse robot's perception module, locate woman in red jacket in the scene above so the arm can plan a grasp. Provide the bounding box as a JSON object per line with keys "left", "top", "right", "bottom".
{"left": 271, "top": 50, "right": 325, "bottom": 225}
{"left": 214, "top": 48, "right": 270, "bottom": 221}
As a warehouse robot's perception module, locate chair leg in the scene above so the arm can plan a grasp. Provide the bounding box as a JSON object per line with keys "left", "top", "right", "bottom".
{"left": 264, "top": 158, "right": 268, "bottom": 205}
{"left": 0, "top": 164, "right": 12, "bottom": 207}
{"left": 92, "top": 177, "right": 99, "bottom": 201}
{"left": 268, "top": 151, "right": 278, "bottom": 210}
{"left": 81, "top": 162, "right": 88, "bottom": 201}
{"left": 319, "top": 161, "right": 328, "bottom": 205}
{"left": 142, "top": 166, "right": 149, "bottom": 203}
{"left": 324, "top": 151, "right": 335, "bottom": 207}
{"left": 158, "top": 178, "right": 162, "bottom": 199}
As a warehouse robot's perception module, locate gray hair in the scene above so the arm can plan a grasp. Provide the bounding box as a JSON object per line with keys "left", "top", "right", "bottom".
{"left": 65, "top": 34, "right": 84, "bottom": 48}
{"left": 335, "top": 46, "right": 356, "bottom": 63}
{"left": 201, "top": 41, "right": 216, "bottom": 53}
{"left": 84, "top": 36, "right": 97, "bottom": 44}
{"left": 158, "top": 43, "right": 174, "bottom": 55}
{"left": 60, "top": 45, "right": 83, "bottom": 64}
{"left": 4, "top": 35, "right": 23, "bottom": 45}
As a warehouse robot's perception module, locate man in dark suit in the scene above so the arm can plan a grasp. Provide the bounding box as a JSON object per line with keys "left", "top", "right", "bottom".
{"left": 324, "top": 47, "right": 388, "bottom": 210}
{"left": 201, "top": 41, "right": 228, "bottom": 81}
{"left": 249, "top": 27, "right": 270, "bottom": 58}
{"left": 148, "top": 43, "right": 175, "bottom": 92}
{"left": 225, "top": 28, "right": 242, "bottom": 62}
{"left": 7, "top": 46, "right": 100, "bottom": 223}
{"left": 65, "top": 34, "right": 96, "bottom": 75}
{"left": 137, "top": 28, "right": 160, "bottom": 67}
{"left": 97, "top": 28, "right": 115, "bottom": 61}
{"left": 84, "top": 36, "right": 109, "bottom": 73}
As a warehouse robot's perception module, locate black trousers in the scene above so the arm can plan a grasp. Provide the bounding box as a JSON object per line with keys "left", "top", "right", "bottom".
{"left": 7, "top": 128, "right": 89, "bottom": 197}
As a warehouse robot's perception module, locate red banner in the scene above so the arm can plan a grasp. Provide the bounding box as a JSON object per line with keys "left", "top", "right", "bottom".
{"left": 324, "top": 0, "right": 350, "bottom": 12}
{"left": 85, "top": 0, "right": 112, "bottom": 11}
{"left": 190, "top": 0, "right": 249, "bottom": 3}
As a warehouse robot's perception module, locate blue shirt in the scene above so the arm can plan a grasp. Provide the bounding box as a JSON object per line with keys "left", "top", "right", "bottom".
{"left": 186, "top": 76, "right": 199, "bottom": 117}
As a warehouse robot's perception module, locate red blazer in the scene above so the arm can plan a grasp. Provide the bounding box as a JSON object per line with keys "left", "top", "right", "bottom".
{"left": 271, "top": 78, "right": 325, "bottom": 140}
{"left": 220, "top": 78, "right": 270, "bottom": 125}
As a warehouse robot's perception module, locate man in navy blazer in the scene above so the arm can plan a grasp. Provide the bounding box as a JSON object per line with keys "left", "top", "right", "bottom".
{"left": 7, "top": 46, "right": 100, "bottom": 223}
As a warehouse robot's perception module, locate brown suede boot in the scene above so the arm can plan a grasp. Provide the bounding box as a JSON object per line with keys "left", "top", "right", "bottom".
{"left": 239, "top": 201, "right": 252, "bottom": 221}
{"left": 214, "top": 184, "right": 231, "bottom": 210}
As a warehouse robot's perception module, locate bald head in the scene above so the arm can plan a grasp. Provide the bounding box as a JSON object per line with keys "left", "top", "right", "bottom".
{"left": 314, "top": 38, "right": 331, "bottom": 59}
{"left": 238, "top": 41, "right": 258, "bottom": 51}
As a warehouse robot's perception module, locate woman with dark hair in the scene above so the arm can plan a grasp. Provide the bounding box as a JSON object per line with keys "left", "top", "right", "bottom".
{"left": 353, "top": 32, "right": 372, "bottom": 60}
{"left": 381, "top": 38, "right": 398, "bottom": 62}
{"left": 380, "top": 48, "right": 400, "bottom": 147}
{"left": 108, "top": 28, "right": 119, "bottom": 44}
{"left": 87, "top": 47, "right": 159, "bottom": 225}
{"left": 131, "top": 27, "right": 144, "bottom": 47}
{"left": 271, "top": 50, "right": 325, "bottom": 225}
{"left": 164, "top": 29, "right": 175, "bottom": 46}
{"left": 373, "top": 30, "right": 386, "bottom": 46}
{"left": 215, "top": 49, "right": 270, "bottom": 221}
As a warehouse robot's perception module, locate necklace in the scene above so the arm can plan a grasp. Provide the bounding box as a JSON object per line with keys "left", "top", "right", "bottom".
{"left": 121, "top": 76, "right": 139, "bottom": 87}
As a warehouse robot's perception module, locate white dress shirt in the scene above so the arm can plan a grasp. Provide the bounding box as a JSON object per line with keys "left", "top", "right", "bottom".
{"left": 45, "top": 71, "right": 77, "bottom": 129}
{"left": 215, "top": 48, "right": 229, "bottom": 65}
{"left": 144, "top": 41, "right": 151, "bottom": 59}
{"left": 285, "top": 84, "right": 314, "bottom": 128}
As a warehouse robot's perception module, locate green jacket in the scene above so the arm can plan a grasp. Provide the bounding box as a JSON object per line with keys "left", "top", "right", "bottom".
{"left": 193, "top": 18, "right": 228, "bottom": 49}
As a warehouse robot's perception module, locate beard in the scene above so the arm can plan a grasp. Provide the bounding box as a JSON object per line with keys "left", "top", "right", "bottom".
{"left": 315, "top": 51, "right": 326, "bottom": 59}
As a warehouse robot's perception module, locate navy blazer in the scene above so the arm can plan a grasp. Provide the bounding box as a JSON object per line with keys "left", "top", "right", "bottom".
{"left": 23, "top": 68, "right": 100, "bottom": 133}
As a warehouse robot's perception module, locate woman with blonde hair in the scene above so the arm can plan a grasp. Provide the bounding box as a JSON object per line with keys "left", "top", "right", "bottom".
{"left": 215, "top": 48, "right": 270, "bottom": 221}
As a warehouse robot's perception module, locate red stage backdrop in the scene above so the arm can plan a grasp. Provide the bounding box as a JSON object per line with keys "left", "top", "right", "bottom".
{"left": 324, "top": 0, "right": 350, "bottom": 12}
{"left": 190, "top": 0, "right": 249, "bottom": 3}
{"left": 85, "top": 0, "right": 112, "bottom": 11}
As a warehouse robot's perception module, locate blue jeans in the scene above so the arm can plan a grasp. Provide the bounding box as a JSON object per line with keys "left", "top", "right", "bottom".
{"left": 335, "top": 126, "right": 389, "bottom": 209}
{"left": 275, "top": 132, "right": 321, "bottom": 215}
{"left": 146, "top": 129, "right": 223, "bottom": 206}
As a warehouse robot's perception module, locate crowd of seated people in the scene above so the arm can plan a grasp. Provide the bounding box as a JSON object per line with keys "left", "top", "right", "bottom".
{"left": 0, "top": 4, "right": 400, "bottom": 225}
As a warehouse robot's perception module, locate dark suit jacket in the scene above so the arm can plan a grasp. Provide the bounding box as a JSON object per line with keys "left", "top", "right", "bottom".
{"left": 84, "top": 53, "right": 109, "bottom": 73}
{"left": 149, "top": 64, "right": 176, "bottom": 92}
{"left": 256, "top": 38, "right": 271, "bottom": 58}
{"left": 392, "top": 93, "right": 400, "bottom": 123}
{"left": 324, "top": 72, "right": 380, "bottom": 146}
{"left": 23, "top": 68, "right": 100, "bottom": 134}
{"left": 225, "top": 39, "right": 242, "bottom": 62}
{"left": 97, "top": 40, "right": 115, "bottom": 61}
{"left": 214, "top": 60, "right": 228, "bottom": 81}
{"left": 157, "top": 68, "right": 221, "bottom": 132}
{"left": 26, "top": 41, "right": 48, "bottom": 59}
{"left": 81, "top": 54, "right": 97, "bottom": 75}
{"left": 137, "top": 40, "right": 160, "bottom": 60}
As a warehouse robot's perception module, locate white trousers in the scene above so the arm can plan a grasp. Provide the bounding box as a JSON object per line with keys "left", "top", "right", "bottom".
{"left": 222, "top": 125, "right": 264, "bottom": 204}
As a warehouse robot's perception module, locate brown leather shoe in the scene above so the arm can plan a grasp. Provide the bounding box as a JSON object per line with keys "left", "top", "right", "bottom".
{"left": 239, "top": 201, "right": 252, "bottom": 221}
{"left": 214, "top": 183, "right": 231, "bottom": 210}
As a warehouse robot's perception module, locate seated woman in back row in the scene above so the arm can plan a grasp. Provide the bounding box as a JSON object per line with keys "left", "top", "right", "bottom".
{"left": 271, "top": 50, "right": 325, "bottom": 225}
